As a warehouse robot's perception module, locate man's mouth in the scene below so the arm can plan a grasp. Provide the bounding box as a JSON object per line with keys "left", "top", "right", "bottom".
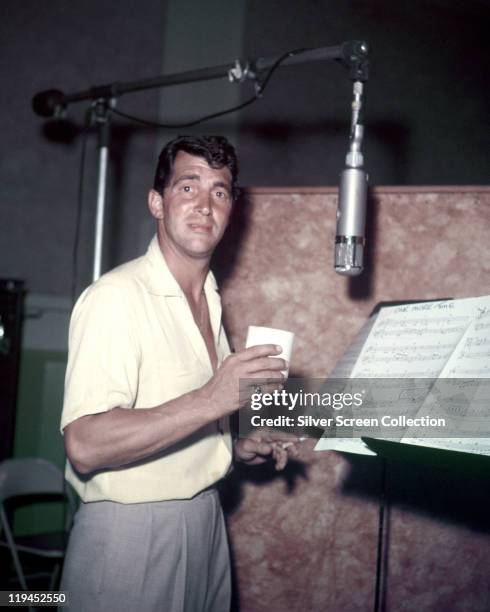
{"left": 188, "top": 223, "right": 213, "bottom": 233}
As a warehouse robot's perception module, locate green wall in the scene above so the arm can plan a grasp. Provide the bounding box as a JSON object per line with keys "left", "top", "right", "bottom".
{"left": 12, "top": 349, "right": 72, "bottom": 535}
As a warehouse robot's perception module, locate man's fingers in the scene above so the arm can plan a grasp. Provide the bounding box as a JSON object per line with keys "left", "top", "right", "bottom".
{"left": 260, "top": 430, "right": 300, "bottom": 445}
{"left": 242, "top": 438, "right": 273, "bottom": 458}
{"left": 242, "top": 373, "right": 284, "bottom": 401}
{"left": 236, "top": 344, "right": 283, "bottom": 361}
{"left": 258, "top": 379, "right": 285, "bottom": 396}
{"left": 246, "top": 373, "right": 284, "bottom": 392}
{"left": 267, "top": 434, "right": 302, "bottom": 467}
{"left": 245, "top": 356, "right": 287, "bottom": 374}
{"left": 272, "top": 443, "right": 288, "bottom": 471}
{"left": 285, "top": 443, "right": 300, "bottom": 457}
{"left": 236, "top": 432, "right": 301, "bottom": 470}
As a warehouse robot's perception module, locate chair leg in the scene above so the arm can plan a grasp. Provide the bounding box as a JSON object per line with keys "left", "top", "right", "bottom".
{"left": 49, "top": 561, "right": 61, "bottom": 591}
{"left": 0, "top": 506, "right": 28, "bottom": 590}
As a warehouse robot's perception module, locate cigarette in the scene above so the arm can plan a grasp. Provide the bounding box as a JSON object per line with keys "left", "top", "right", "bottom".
{"left": 281, "top": 438, "right": 306, "bottom": 449}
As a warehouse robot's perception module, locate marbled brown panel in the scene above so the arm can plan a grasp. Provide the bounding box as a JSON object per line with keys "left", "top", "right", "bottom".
{"left": 216, "top": 187, "right": 490, "bottom": 612}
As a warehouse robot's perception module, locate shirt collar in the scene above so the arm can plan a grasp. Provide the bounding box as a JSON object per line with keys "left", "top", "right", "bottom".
{"left": 145, "top": 235, "right": 218, "bottom": 297}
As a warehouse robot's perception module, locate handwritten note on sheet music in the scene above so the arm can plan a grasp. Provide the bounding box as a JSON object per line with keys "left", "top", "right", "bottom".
{"left": 315, "top": 296, "right": 490, "bottom": 456}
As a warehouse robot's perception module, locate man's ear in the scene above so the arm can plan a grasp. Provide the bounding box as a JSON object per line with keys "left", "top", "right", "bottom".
{"left": 148, "top": 189, "right": 164, "bottom": 219}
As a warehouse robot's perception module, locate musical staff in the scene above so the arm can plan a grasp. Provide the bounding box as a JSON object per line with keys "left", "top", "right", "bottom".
{"left": 316, "top": 295, "right": 490, "bottom": 456}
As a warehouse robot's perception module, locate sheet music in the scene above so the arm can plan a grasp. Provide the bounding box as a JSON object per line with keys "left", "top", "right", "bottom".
{"left": 404, "top": 301, "right": 490, "bottom": 455}
{"left": 330, "top": 315, "right": 378, "bottom": 378}
{"left": 315, "top": 296, "right": 490, "bottom": 456}
{"left": 315, "top": 316, "right": 378, "bottom": 454}
{"left": 440, "top": 303, "right": 490, "bottom": 378}
{"left": 351, "top": 298, "right": 478, "bottom": 378}
{"left": 314, "top": 438, "right": 376, "bottom": 455}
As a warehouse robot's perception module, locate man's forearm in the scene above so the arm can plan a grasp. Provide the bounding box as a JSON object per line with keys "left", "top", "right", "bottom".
{"left": 63, "top": 345, "right": 286, "bottom": 475}
{"left": 64, "top": 386, "right": 223, "bottom": 475}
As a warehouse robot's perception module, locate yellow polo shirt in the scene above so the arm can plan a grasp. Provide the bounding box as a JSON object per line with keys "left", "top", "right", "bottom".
{"left": 61, "top": 236, "right": 232, "bottom": 503}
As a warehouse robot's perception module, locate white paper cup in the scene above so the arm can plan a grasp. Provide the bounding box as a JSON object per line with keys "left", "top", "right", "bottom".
{"left": 245, "top": 325, "right": 294, "bottom": 376}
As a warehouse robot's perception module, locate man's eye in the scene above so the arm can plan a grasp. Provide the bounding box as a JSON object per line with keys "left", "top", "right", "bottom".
{"left": 215, "top": 191, "right": 228, "bottom": 199}
{"left": 183, "top": 185, "right": 192, "bottom": 193}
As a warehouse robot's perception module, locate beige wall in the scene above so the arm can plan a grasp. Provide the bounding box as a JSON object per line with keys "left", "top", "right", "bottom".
{"left": 216, "top": 186, "right": 490, "bottom": 612}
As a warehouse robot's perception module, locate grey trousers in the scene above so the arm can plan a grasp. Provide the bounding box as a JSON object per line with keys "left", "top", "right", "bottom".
{"left": 60, "top": 488, "right": 231, "bottom": 612}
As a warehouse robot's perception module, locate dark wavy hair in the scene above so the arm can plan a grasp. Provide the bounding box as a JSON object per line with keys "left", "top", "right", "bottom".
{"left": 153, "top": 135, "right": 239, "bottom": 200}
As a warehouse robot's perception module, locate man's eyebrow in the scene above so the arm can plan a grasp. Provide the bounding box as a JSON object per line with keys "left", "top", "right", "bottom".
{"left": 173, "top": 173, "right": 200, "bottom": 186}
{"left": 213, "top": 180, "right": 231, "bottom": 192}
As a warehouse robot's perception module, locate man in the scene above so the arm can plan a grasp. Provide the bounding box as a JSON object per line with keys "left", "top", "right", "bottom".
{"left": 60, "top": 135, "right": 298, "bottom": 611}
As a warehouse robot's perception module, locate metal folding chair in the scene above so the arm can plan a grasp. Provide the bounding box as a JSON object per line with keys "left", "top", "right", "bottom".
{"left": 0, "top": 457, "right": 76, "bottom": 591}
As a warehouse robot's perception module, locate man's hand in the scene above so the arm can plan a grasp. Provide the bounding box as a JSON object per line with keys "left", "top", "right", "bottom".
{"left": 234, "top": 429, "right": 301, "bottom": 471}
{"left": 64, "top": 345, "right": 286, "bottom": 475}
{"left": 201, "top": 344, "right": 287, "bottom": 417}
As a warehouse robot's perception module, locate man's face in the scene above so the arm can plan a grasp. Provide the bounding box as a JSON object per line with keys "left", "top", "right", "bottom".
{"left": 150, "top": 151, "right": 233, "bottom": 261}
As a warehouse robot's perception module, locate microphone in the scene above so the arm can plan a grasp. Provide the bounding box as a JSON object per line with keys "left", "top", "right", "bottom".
{"left": 335, "top": 84, "right": 368, "bottom": 276}
{"left": 32, "top": 89, "right": 65, "bottom": 117}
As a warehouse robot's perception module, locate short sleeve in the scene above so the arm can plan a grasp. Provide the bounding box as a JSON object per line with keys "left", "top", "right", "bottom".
{"left": 60, "top": 283, "right": 141, "bottom": 432}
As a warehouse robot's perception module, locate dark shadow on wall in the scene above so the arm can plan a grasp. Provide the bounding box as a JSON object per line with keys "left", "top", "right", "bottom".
{"left": 212, "top": 190, "right": 252, "bottom": 334}
{"left": 107, "top": 121, "right": 155, "bottom": 264}
{"left": 338, "top": 449, "right": 490, "bottom": 533}
{"left": 336, "top": 446, "right": 490, "bottom": 610}
{"left": 219, "top": 457, "right": 309, "bottom": 518}
{"left": 218, "top": 458, "right": 309, "bottom": 612}
{"left": 41, "top": 119, "right": 82, "bottom": 146}
{"left": 213, "top": 191, "right": 251, "bottom": 285}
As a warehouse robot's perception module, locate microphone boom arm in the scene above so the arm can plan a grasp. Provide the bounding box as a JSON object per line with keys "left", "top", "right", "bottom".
{"left": 32, "top": 41, "right": 369, "bottom": 117}
{"left": 32, "top": 41, "right": 369, "bottom": 283}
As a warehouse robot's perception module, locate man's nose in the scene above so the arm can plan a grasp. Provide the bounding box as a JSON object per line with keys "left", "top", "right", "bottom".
{"left": 195, "top": 192, "right": 212, "bottom": 215}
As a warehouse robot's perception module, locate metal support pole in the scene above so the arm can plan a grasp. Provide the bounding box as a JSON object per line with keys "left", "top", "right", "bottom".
{"left": 92, "top": 101, "right": 111, "bottom": 281}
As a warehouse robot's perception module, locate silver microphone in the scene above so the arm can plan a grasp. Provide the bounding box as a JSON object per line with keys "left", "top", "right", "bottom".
{"left": 335, "top": 83, "right": 368, "bottom": 276}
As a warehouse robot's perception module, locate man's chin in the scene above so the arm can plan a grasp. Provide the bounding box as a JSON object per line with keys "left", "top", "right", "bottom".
{"left": 161, "top": 229, "right": 224, "bottom": 261}
{"left": 185, "top": 234, "right": 222, "bottom": 257}
{"left": 183, "top": 242, "right": 217, "bottom": 260}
